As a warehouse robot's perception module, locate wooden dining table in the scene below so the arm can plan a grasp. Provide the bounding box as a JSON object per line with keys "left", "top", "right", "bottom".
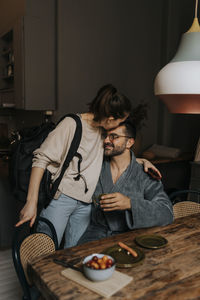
{"left": 28, "top": 213, "right": 200, "bottom": 300}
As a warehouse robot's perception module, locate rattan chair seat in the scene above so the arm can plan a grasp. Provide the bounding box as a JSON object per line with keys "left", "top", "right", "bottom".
{"left": 173, "top": 201, "right": 200, "bottom": 219}
{"left": 20, "top": 233, "right": 55, "bottom": 284}
{"left": 12, "top": 216, "right": 58, "bottom": 300}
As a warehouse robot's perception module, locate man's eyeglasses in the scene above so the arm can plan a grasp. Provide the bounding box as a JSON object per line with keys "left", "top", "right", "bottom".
{"left": 102, "top": 133, "right": 132, "bottom": 142}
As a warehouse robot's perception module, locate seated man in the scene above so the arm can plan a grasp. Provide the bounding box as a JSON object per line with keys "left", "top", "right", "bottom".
{"left": 78, "top": 118, "right": 173, "bottom": 244}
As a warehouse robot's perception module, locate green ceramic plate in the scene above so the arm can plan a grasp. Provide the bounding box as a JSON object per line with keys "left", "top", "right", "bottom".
{"left": 103, "top": 244, "right": 145, "bottom": 268}
{"left": 135, "top": 234, "right": 168, "bottom": 249}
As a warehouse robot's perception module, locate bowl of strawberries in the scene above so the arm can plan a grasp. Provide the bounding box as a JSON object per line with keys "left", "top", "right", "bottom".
{"left": 83, "top": 253, "right": 115, "bottom": 281}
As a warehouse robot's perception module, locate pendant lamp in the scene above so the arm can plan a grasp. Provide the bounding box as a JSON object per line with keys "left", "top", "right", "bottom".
{"left": 154, "top": 0, "right": 200, "bottom": 113}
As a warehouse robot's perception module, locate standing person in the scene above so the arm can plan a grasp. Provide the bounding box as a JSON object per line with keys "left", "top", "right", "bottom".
{"left": 15, "top": 84, "right": 160, "bottom": 248}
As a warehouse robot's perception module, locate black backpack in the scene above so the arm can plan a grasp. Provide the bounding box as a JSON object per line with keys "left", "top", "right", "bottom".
{"left": 10, "top": 114, "right": 82, "bottom": 211}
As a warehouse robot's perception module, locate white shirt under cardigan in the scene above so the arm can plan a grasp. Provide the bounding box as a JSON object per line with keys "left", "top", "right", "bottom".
{"left": 32, "top": 115, "right": 104, "bottom": 203}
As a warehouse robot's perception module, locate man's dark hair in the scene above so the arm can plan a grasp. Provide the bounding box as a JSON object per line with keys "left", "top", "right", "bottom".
{"left": 119, "top": 116, "right": 137, "bottom": 139}
{"left": 88, "top": 84, "right": 132, "bottom": 121}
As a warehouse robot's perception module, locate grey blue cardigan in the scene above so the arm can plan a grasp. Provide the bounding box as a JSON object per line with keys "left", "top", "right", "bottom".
{"left": 78, "top": 152, "right": 173, "bottom": 244}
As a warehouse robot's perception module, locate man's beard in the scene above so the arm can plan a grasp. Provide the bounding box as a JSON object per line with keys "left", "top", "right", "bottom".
{"left": 104, "top": 142, "right": 127, "bottom": 157}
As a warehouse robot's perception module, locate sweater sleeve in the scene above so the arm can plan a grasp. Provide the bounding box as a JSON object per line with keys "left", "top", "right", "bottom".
{"left": 32, "top": 117, "right": 77, "bottom": 172}
{"left": 125, "top": 175, "right": 174, "bottom": 229}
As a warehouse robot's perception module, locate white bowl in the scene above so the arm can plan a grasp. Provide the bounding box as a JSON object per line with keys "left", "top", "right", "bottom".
{"left": 83, "top": 253, "right": 115, "bottom": 282}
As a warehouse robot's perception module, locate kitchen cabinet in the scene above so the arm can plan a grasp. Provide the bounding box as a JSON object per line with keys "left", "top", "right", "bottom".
{"left": 150, "top": 153, "right": 192, "bottom": 194}
{"left": 0, "top": 0, "right": 56, "bottom": 110}
{"left": 0, "top": 30, "right": 15, "bottom": 108}
{"left": 190, "top": 162, "right": 200, "bottom": 189}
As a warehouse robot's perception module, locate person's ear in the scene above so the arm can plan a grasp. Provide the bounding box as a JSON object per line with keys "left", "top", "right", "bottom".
{"left": 126, "top": 138, "right": 135, "bottom": 149}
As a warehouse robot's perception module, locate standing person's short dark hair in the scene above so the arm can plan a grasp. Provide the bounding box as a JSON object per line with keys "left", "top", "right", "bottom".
{"left": 88, "top": 84, "right": 132, "bottom": 121}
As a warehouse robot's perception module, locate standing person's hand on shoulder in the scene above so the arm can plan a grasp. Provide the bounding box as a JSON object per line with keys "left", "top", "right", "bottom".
{"left": 136, "top": 158, "right": 162, "bottom": 180}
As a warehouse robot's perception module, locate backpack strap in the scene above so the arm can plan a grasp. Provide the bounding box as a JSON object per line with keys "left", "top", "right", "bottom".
{"left": 49, "top": 114, "right": 82, "bottom": 199}
{"left": 73, "top": 152, "right": 88, "bottom": 193}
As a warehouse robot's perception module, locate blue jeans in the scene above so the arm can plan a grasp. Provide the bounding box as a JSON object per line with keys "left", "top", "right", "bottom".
{"left": 39, "top": 193, "right": 91, "bottom": 248}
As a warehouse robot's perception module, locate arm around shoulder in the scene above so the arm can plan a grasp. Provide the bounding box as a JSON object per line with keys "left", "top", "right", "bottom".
{"left": 136, "top": 158, "right": 162, "bottom": 180}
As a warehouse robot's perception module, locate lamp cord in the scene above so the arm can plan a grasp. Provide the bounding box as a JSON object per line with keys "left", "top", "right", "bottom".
{"left": 195, "top": 0, "right": 198, "bottom": 18}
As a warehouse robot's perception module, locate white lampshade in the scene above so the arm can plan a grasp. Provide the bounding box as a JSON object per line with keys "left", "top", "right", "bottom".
{"left": 154, "top": 14, "right": 200, "bottom": 114}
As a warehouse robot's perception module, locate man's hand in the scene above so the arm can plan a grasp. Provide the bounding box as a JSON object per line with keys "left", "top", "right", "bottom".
{"left": 100, "top": 192, "right": 131, "bottom": 211}
{"left": 15, "top": 201, "right": 37, "bottom": 227}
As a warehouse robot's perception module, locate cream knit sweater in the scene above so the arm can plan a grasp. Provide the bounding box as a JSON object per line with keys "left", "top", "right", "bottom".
{"left": 32, "top": 115, "right": 104, "bottom": 203}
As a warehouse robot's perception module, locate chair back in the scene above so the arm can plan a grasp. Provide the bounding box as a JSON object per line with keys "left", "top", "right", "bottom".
{"left": 12, "top": 216, "right": 58, "bottom": 300}
{"left": 173, "top": 201, "right": 200, "bottom": 219}
{"left": 169, "top": 189, "right": 200, "bottom": 219}
{"left": 20, "top": 233, "right": 55, "bottom": 285}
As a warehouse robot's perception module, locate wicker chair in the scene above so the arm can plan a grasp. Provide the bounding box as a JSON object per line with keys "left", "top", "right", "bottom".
{"left": 12, "top": 216, "right": 58, "bottom": 300}
{"left": 169, "top": 189, "right": 200, "bottom": 219}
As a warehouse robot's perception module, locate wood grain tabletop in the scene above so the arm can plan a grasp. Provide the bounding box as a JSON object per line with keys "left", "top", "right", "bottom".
{"left": 28, "top": 213, "right": 200, "bottom": 300}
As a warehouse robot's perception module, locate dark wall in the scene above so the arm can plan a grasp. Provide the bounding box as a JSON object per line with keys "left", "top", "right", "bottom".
{"left": 57, "top": 0, "right": 200, "bottom": 153}
{"left": 56, "top": 0, "right": 163, "bottom": 151}
{"left": 0, "top": 0, "right": 199, "bottom": 153}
